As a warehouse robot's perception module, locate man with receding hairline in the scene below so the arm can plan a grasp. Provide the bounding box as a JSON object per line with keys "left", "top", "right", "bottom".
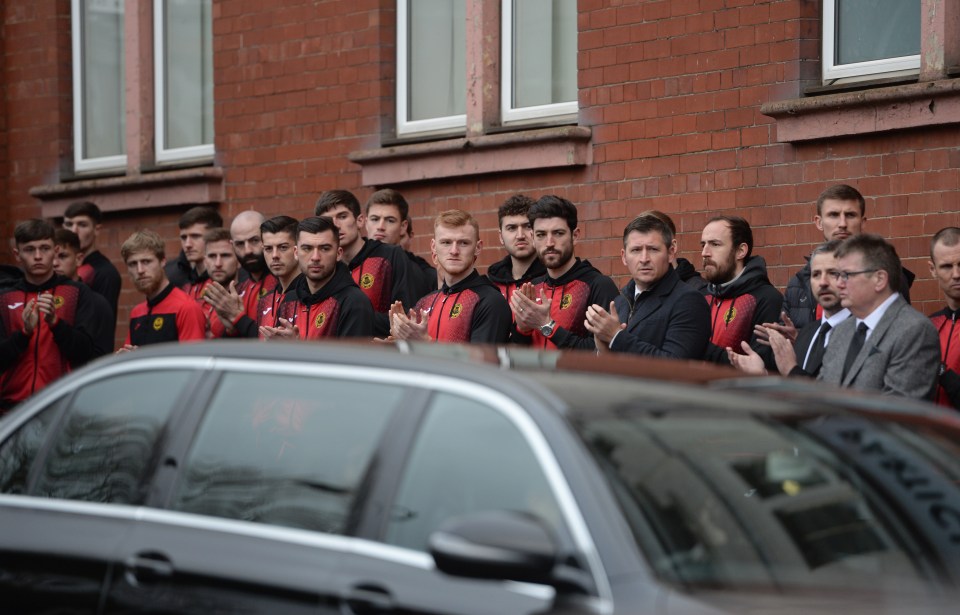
{"left": 928, "top": 227, "right": 960, "bottom": 408}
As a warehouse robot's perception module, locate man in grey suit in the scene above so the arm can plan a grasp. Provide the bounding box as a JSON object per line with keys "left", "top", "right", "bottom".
{"left": 819, "top": 234, "right": 939, "bottom": 399}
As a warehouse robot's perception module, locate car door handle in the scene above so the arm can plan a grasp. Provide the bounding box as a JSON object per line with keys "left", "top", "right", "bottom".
{"left": 124, "top": 551, "right": 174, "bottom": 587}
{"left": 345, "top": 584, "right": 394, "bottom": 614}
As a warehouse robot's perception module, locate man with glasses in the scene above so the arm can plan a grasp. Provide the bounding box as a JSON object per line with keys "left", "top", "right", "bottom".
{"left": 818, "top": 234, "right": 938, "bottom": 399}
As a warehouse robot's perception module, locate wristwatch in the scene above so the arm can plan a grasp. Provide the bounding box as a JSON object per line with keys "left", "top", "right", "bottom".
{"left": 539, "top": 319, "right": 556, "bottom": 338}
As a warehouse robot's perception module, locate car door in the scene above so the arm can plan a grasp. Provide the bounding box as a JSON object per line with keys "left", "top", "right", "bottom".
{"left": 0, "top": 366, "right": 200, "bottom": 614}
{"left": 102, "top": 365, "right": 415, "bottom": 614}
{"left": 335, "top": 386, "right": 602, "bottom": 615}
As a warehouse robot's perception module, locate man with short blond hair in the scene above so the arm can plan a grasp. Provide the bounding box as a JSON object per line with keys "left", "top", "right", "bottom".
{"left": 390, "top": 210, "right": 510, "bottom": 344}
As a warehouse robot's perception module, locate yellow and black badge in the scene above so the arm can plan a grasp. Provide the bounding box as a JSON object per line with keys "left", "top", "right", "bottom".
{"left": 314, "top": 312, "right": 326, "bottom": 329}
{"left": 53, "top": 295, "right": 65, "bottom": 310}
{"left": 724, "top": 307, "right": 737, "bottom": 325}
{"left": 560, "top": 293, "right": 573, "bottom": 310}
{"left": 258, "top": 286, "right": 270, "bottom": 299}
{"left": 360, "top": 273, "right": 375, "bottom": 289}
{"left": 153, "top": 316, "right": 164, "bottom": 331}
{"left": 450, "top": 303, "right": 463, "bottom": 318}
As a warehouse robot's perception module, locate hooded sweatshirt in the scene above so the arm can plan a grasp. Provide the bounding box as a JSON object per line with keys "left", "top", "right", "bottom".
{"left": 702, "top": 255, "right": 784, "bottom": 365}
{"left": 930, "top": 306, "right": 960, "bottom": 409}
{"left": 486, "top": 255, "right": 547, "bottom": 308}
{"left": 414, "top": 270, "right": 511, "bottom": 344}
{"left": 348, "top": 238, "right": 416, "bottom": 337}
{"left": 277, "top": 262, "right": 374, "bottom": 339}
{"left": 516, "top": 258, "right": 619, "bottom": 350}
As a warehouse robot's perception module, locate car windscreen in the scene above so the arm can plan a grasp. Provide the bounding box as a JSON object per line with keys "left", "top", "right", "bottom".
{"left": 570, "top": 404, "right": 960, "bottom": 592}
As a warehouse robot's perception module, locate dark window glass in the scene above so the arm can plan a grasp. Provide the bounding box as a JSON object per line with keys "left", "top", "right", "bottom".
{"left": 171, "top": 372, "right": 402, "bottom": 534}
{"left": 0, "top": 402, "right": 62, "bottom": 494}
{"left": 33, "top": 371, "right": 193, "bottom": 503}
{"left": 836, "top": 0, "right": 919, "bottom": 65}
{"left": 385, "top": 392, "right": 562, "bottom": 551}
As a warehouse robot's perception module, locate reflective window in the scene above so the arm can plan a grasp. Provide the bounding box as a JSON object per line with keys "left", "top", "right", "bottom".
{"left": 823, "top": 0, "right": 920, "bottom": 81}
{"left": 0, "top": 403, "right": 62, "bottom": 494}
{"left": 385, "top": 392, "right": 562, "bottom": 551}
{"left": 171, "top": 372, "right": 403, "bottom": 534}
{"left": 33, "top": 371, "right": 193, "bottom": 503}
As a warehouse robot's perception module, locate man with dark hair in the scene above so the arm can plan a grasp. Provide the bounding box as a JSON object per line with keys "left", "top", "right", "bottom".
{"left": 164, "top": 205, "right": 223, "bottom": 291}
{"left": 819, "top": 234, "right": 938, "bottom": 398}
{"left": 52, "top": 228, "right": 115, "bottom": 353}
{"left": 1, "top": 219, "right": 107, "bottom": 412}
{"left": 119, "top": 230, "right": 206, "bottom": 350}
{"left": 261, "top": 216, "right": 373, "bottom": 340}
{"left": 316, "top": 189, "right": 417, "bottom": 337}
{"left": 783, "top": 184, "right": 914, "bottom": 329}
{"left": 729, "top": 240, "right": 850, "bottom": 378}
{"left": 364, "top": 188, "right": 436, "bottom": 299}
{"left": 639, "top": 209, "right": 706, "bottom": 291}
{"left": 510, "top": 195, "right": 619, "bottom": 349}
{"left": 585, "top": 215, "right": 710, "bottom": 359}
{"left": 63, "top": 200, "right": 121, "bottom": 329}
{"left": 700, "top": 215, "right": 783, "bottom": 365}
{"left": 486, "top": 194, "right": 546, "bottom": 307}
{"left": 194, "top": 228, "right": 241, "bottom": 339}
{"left": 390, "top": 210, "right": 511, "bottom": 344}
{"left": 927, "top": 227, "right": 960, "bottom": 407}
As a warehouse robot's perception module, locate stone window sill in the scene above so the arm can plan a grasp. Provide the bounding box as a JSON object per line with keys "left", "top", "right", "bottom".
{"left": 348, "top": 125, "right": 592, "bottom": 186}
{"left": 31, "top": 166, "right": 224, "bottom": 218}
{"left": 760, "top": 79, "right": 960, "bottom": 142}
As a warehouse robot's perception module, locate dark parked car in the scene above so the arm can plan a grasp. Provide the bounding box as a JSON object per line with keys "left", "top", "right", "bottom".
{"left": 2, "top": 341, "right": 960, "bottom": 614}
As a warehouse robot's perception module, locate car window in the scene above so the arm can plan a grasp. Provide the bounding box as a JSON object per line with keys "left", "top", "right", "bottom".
{"left": 0, "top": 401, "right": 63, "bottom": 494}
{"left": 170, "top": 372, "right": 403, "bottom": 534}
{"left": 31, "top": 370, "right": 194, "bottom": 504}
{"left": 385, "top": 391, "right": 563, "bottom": 551}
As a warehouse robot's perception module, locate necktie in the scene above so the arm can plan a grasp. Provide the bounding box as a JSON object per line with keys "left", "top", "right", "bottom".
{"left": 841, "top": 322, "right": 868, "bottom": 381}
{"left": 804, "top": 321, "right": 832, "bottom": 376}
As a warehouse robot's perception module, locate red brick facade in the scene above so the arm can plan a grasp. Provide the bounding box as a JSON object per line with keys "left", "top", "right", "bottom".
{"left": 2, "top": 0, "right": 959, "bottom": 343}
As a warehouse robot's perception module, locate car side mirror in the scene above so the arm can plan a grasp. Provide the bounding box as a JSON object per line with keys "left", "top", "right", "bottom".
{"left": 428, "top": 510, "right": 558, "bottom": 586}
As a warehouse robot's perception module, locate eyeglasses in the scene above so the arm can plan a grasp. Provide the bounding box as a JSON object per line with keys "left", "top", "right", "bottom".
{"left": 830, "top": 269, "right": 877, "bottom": 282}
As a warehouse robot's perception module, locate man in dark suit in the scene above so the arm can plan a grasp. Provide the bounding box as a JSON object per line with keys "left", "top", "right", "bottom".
{"left": 729, "top": 239, "right": 850, "bottom": 377}
{"left": 819, "top": 234, "right": 939, "bottom": 399}
{"left": 585, "top": 214, "right": 711, "bottom": 359}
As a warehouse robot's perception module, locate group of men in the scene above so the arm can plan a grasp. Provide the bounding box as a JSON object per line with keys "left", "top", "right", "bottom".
{"left": 3, "top": 185, "right": 960, "bottom": 413}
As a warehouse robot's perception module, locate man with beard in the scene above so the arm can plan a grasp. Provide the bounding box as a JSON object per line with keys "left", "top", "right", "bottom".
{"left": 585, "top": 214, "right": 710, "bottom": 359}
{"left": 0, "top": 220, "right": 107, "bottom": 413}
{"left": 315, "top": 190, "right": 417, "bottom": 337}
{"left": 700, "top": 215, "right": 783, "bottom": 365}
{"left": 783, "top": 184, "right": 914, "bottom": 329}
{"left": 927, "top": 227, "right": 960, "bottom": 408}
{"left": 364, "top": 188, "right": 436, "bottom": 299}
{"left": 390, "top": 210, "right": 510, "bottom": 344}
{"left": 62, "top": 200, "right": 121, "bottom": 329}
{"left": 486, "top": 194, "right": 546, "bottom": 308}
{"left": 262, "top": 216, "right": 373, "bottom": 340}
{"left": 818, "top": 234, "right": 938, "bottom": 399}
{"left": 118, "top": 230, "right": 205, "bottom": 350}
{"left": 164, "top": 206, "right": 223, "bottom": 293}
{"left": 510, "top": 195, "right": 619, "bottom": 349}
{"left": 227, "top": 215, "right": 302, "bottom": 339}
{"left": 728, "top": 240, "right": 850, "bottom": 377}
{"left": 192, "top": 228, "right": 242, "bottom": 339}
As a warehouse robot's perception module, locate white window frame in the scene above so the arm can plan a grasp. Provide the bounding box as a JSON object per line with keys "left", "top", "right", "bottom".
{"left": 822, "top": 0, "right": 920, "bottom": 82}
{"left": 396, "top": 1, "right": 467, "bottom": 137}
{"left": 153, "top": 0, "right": 214, "bottom": 164}
{"left": 500, "top": 0, "right": 577, "bottom": 124}
{"left": 71, "top": 0, "right": 127, "bottom": 173}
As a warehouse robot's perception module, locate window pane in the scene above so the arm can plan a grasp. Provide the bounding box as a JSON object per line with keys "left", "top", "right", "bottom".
{"left": 836, "top": 0, "right": 919, "bottom": 65}
{"left": 511, "top": 0, "right": 576, "bottom": 109}
{"left": 33, "top": 371, "right": 193, "bottom": 504}
{"left": 385, "top": 392, "right": 562, "bottom": 551}
{"left": 79, "top": 0, "right": 126, "bottom": 160}
{"left": 0, "top": 403, "right": 62, "bottom": 494}
{"left": 407, "top": 0, "right": 465, "bottom": 122}
{"left": 171, "top": 373, "right": 403, "bottom": 534}
{"left": 161, "top": 0, "right": 214, "bottom": 150}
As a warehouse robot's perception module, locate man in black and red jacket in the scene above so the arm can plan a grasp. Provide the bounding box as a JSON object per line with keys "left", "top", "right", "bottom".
{"left": 0, "top": 219, "right": 108, "bottom": 413}
{"left": 510, "top": 195, "right": 619, "bottom": 350}
{"left": 929, "top": 227, "right": 960, "bottom": 409}
{"left": 63, "top": 200, "right": 122, "bottom": 331}
{"left": 700, "top": 215, "right": 783, "bottom": 366}
{"left": 315, "top": 190, "right": 417, "bottom": 338}
{"left": 261, "top": 216, "right": 373, "bottom": 340}
{"left": 486, "top": 194, "right": 546, "bottom": 310}
{"left": 390, "top": 210, "right": 510, "bottom": 344}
